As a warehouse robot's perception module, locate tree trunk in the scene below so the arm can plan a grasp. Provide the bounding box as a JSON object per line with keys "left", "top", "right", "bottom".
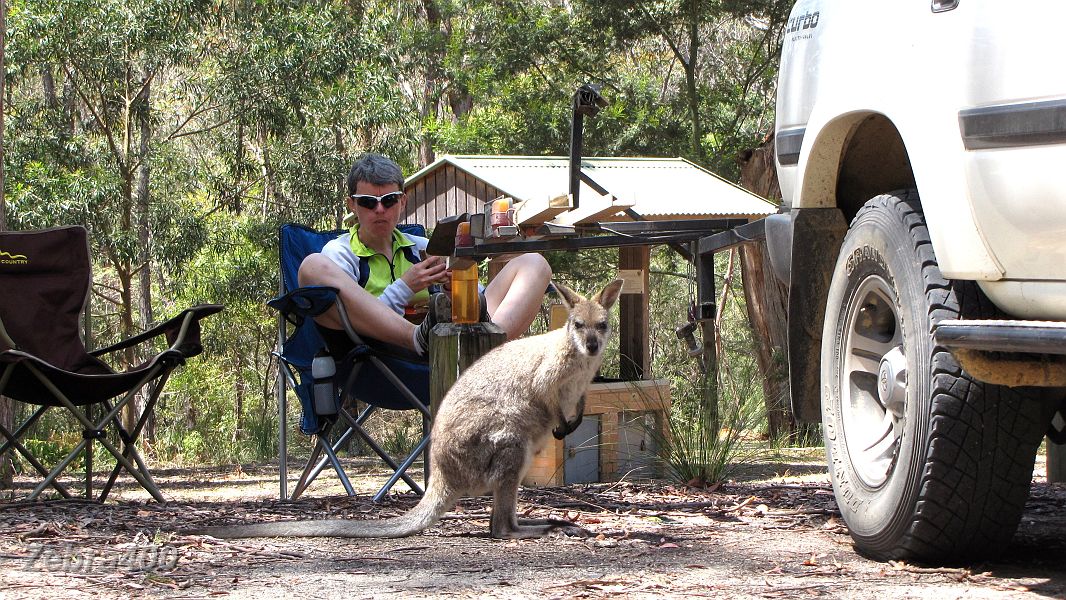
{"left": 233, "top": 352, "right": 244, "bottom": 444}
{"left": 418, "top": 0, "right": 443, "bottom": 166}
{"left": 739, "top": 242, "right": 791, "bottom": 436}
{"left": 117, "top": 264, "right": 142, "bottom": 434}
{"left": 334, "top": 125, "right": 346, "bottom": 228}
{"left": 684, "top": 0, "right": 705, "bottom": 163}
{"left": 736, "top": 133, "right": 815, "bottom": 443}
{"left": 135, "top": 76, "right": 155, "bottom": 443}
{"left": 41, "top": 65, "right": 57, "bottom": 108}
{"left": 258, "top": 124, "right": 277, "bottom": 217}
{"left": 62, "top": 65, "right": 76, "bottom": 135}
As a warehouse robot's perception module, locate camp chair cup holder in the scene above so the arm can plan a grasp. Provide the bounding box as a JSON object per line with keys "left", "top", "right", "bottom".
{"left": 311, "top": 351, "right": 338, "bottom": 416}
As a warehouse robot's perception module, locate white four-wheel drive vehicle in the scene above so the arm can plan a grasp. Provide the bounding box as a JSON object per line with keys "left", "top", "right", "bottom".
{"left": 770, "top": 0, "right": 1066, "bottom": 562}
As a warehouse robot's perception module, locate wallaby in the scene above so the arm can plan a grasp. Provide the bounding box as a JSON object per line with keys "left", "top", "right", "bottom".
{"left": 191, "top": 278, "right": 624, "bottom": 540}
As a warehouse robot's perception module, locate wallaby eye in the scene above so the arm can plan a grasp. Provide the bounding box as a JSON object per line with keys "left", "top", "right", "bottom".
{"left": 573, "top": 319, "right": 585, "bottom": 329}
{"left": 595, "top": 321, "right": 608, "bottom": 332}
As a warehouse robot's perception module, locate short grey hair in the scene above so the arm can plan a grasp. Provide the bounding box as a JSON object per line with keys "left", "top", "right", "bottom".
{"left": 347, "top": 153, "right": 404, "bottom": 196}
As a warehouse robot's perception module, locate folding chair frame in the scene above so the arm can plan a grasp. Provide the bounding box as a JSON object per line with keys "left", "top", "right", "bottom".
{"left": 274, "top": 269, "right": 433, "bottom": 503}
{"left": 0, "top": 305, "right": 221, "bottom": 503}
{"left": 283, "top": 298, "right": 431, "bottom": 502}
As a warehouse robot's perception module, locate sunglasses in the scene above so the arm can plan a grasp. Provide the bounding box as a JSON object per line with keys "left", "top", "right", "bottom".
{"left": 351, "top": 191, "right": 404, "bottom": 210}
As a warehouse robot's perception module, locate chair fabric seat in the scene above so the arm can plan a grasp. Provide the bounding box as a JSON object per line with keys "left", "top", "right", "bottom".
{"left": 0, "top": 350, "right": 183, "bottom": 406}
{"left": 317, "top": 324, "right": 431, "bottom": 412}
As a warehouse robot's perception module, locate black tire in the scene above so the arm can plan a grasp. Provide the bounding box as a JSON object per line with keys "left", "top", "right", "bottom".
{"left": 821, "top": 190, "right": 1053, "bottom": 563}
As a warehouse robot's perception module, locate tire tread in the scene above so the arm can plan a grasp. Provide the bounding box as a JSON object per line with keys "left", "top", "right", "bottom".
{"left": 865, "top": 190, "right": 1050, "bottom": 562}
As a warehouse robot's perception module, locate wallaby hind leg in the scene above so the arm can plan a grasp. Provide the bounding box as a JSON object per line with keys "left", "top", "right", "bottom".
{"left": 487, "top": 463, "right": 586, "bottom": 538}
{"left": 490, "top": 481, "right": 564, "bottom": 539}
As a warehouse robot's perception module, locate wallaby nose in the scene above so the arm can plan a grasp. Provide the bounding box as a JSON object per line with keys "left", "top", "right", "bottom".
{"left": 586, "top": 337, "right": 600, "bottom": 355}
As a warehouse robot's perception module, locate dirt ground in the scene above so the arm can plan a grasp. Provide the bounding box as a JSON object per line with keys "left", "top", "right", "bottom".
{"left": 1, "top": 450, "right": 1064, "bottom": 600}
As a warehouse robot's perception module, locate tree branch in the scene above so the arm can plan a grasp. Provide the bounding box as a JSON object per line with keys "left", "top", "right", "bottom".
{"left": 63, "top": 63, "right": 126, "bottom": 170}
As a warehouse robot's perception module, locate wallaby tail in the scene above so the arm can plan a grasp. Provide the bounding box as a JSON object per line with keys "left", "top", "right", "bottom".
{"left": 188, "top": 485, "right": 458, "bottom": 540}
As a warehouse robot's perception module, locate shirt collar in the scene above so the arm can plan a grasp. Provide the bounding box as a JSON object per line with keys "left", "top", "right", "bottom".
{"left": 348, "top": 225, "right": 416, "bottom": 257}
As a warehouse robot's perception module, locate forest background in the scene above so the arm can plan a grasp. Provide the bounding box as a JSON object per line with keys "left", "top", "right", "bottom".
{"left": 0, "top": 0, "right": 798, "bottom": 477}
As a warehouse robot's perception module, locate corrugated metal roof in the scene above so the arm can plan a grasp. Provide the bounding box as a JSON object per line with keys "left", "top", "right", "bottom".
{"left": 405, "top": 155, "right": 776, "bottom": 220}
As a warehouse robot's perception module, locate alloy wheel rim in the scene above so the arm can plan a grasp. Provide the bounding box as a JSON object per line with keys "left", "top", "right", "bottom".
{"left": 841, "top": 275, "right": 906, "bottom": 488}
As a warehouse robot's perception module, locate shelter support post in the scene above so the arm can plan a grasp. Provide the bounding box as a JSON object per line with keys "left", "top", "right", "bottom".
{"left": 692, "top": 219, "right": 769, "bottom": 433}
{"left": 694, "top": 242, "right": 718, "bottom": 424}
{"left": 429, "top": 323, "right": 507, "bottom": 416}
{"left": 619, "top": 246, "right": 651, "bottom": 381}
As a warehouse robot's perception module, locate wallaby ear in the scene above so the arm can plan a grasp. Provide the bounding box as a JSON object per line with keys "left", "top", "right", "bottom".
{"left": 552, "top": 280, "right": 585, "bottom": 310}
{"left": 594, "top": 279, "right": 624, "bottom": 311}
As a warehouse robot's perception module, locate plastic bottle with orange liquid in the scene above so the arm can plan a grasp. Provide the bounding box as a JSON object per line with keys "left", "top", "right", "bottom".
{"left": 451, "top": 222, "right": 480, "bottom": 324}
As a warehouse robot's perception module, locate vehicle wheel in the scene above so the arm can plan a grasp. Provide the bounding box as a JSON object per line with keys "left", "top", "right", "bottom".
{"left": 821, "top": 189, "right": 1053, "bottom": 562}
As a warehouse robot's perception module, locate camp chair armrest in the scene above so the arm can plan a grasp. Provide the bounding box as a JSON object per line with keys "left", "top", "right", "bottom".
{"left": 90, "top": 304, "right": 224, "bottom": 359}
{"left": 267, "top": 286, "right": 341, "bottom": 326}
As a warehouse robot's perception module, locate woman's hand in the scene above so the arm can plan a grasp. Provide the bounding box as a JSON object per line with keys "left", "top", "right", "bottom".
{"left": 401, "top": 255, "right": 449, "bottom": 293}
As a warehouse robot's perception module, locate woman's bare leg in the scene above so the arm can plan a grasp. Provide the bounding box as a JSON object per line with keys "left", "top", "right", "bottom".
{"left": 298, "top": 253, "right": 417, "bottom": 350}
{"left": 484, "top": 253, "right": 552, "bottom": 340}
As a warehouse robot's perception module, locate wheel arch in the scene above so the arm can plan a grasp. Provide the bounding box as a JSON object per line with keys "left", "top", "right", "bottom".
{"left": 788, "top": 113, "right": 916, "bottom": 422}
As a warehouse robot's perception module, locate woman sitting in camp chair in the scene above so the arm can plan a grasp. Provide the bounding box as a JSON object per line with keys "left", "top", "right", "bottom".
{"left": 299, "top": 153, "right": 551, "bottom": 357}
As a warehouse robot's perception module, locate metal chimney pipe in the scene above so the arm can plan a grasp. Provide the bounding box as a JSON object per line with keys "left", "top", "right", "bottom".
{"left": 569, "top": 84, "right": 608, "bottom": 210}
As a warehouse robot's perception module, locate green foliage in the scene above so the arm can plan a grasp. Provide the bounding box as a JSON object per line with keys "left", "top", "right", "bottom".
{"left": 649, "top": 371, "right": 765, "bottom": 486}
{"left": 17, "top": 435, "right": 84, "bottom": 474}
{"left": 1, "top": 0, "right": 794, "bottom": 471}
{"left": 378, "top": 412, "right": 422, "bottom": 458}
{"left": 639, "top": 246, "right": 771, "bottom": 486}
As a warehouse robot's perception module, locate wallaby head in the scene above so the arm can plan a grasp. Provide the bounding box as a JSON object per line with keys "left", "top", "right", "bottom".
{"left": 553, "top": 279, "right": 624, "bottom": 357}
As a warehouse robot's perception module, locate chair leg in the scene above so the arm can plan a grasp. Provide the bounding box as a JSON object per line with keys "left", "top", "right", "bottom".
{"left": 423, "top": 413, "right": 431, "bottom": 484}
{"left": 24, "top": 362, "right": 167, "bottom": 503}
{"left": 30, "top": 439, "right": 90, "bottom": 500}
{"left": 290, "top": 423, "right": 330, "bottom": 501}
{"left": 277, "top": 347, "right": 289, "bottom": 501}
{"left": 297, "top": 403, "right": 376, "bottom": 497}
{"left": 98, "top": 437, "right": 160, "bottom": 503}
{"left": 301, "top": 425, "right": 356, "bottom": 493}
{"left": 85, "top": 403, "right": 93, "bottom": 500}
{"left": 330, "top": 404, "right": 428, "bottom": 500}
{"left": 292, "top": 419, "right": 361, "bottom": 498}
{"left": 349, "top": 418, "right": 425, "bottom": 499}
{"left": 372, "top": 434, "right": 429, "bottom": 503}
{"left": 98, "top": 386, "right": 166, "bottom": 503}
{"left": 0, "top": 407, "right": 74, "bottom": 499}
{"left": 317, "top": 433, "right": 356, "bottom": 497}
{"left": 287, "top": 441, "right": 324, "bottom": 503}
{"left": 93, "top": 431, "right": 165, "bottom": 503}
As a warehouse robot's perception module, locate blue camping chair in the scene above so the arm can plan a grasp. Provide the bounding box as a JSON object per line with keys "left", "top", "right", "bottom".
{"left": 271, "top": 223, "right": 432, "bottom": 502}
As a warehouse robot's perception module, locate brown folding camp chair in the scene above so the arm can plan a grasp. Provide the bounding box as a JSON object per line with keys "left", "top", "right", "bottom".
{"left": 0, "top": 226, "right": 223, "bottom": 502}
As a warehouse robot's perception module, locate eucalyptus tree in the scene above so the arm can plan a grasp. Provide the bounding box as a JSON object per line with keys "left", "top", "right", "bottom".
{"left": 570, "top": 0, "right": 790, "bottom": 172}
{"left": 7, "top": 0, "right": 215, "bottom": 349}
{"left": 405, "top": 0, "right": 614, "bottom": 158}
{"left": 207, "top": 0, "right": 415, "bottom": 227}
